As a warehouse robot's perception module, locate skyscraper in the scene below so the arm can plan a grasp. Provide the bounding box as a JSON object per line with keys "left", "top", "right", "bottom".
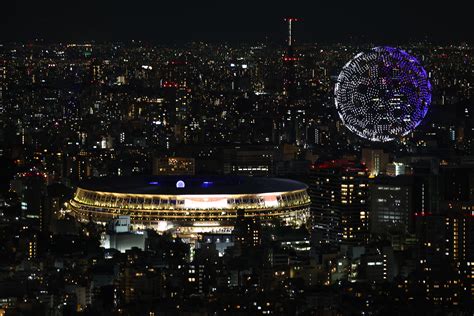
{"left": 370, "top": 176, "right": 413, "bottom": 236}
{"left": 309, "top": 160, "right": 369, "bottom": 245}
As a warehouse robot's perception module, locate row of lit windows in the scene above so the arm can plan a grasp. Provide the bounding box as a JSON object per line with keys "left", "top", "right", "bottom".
{"left": 70, "top": 205, "right": 310, "bottom": 223}
{"left": 69, "top": 199, "right": 310, "bottom": 219}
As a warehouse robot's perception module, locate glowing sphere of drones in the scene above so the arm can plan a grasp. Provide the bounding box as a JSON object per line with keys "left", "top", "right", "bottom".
{"left": 335, "top": 46, "right": 431, "bottom": 142}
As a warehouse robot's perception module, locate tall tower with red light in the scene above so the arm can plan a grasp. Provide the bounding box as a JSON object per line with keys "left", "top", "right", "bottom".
{"left": 283, "top": 17, "right": 299, "bottom": 97}
{"left": 281, "top": 18, "right": 305, "bottom": 145}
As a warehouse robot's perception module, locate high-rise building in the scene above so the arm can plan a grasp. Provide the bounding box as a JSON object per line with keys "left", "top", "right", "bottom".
{"left": 439, "top": 164, "right": 474, "bottom": 202}
{"left": 370, "top": 176, "right": 413, "bottom": 236}
{"left": 447, "top": 202, "right": 474, "bottom": 301}
{"left": 414, "top": 202, "right": 474, "bottom": 304}
{"left": 361, "top": 148, "right": 389, "bottom": 177}
{"left": 233, "top": 209, "right": 261, "bottom": 255}
{"left": 309, "top": 160, "right": 369, "bottom": 245}
{"left": 18, "top": 230, "right": 39, "bottom": 261}
{"left": 10, "top": 171, "right": 48, "bottom": 225}
{"left": 412, "top": 162, "right": 439, "bottom": 217}
{"left": 223, "top": 146, "right": 275, "bottom": 176}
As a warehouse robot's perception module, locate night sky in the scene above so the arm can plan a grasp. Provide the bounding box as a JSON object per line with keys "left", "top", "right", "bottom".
{"left": 1, "top": 0, "right": 471, "bottom": 43}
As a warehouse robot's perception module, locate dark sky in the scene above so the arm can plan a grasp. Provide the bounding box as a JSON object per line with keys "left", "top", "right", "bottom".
{"left": 0, "top": 0, "right": 471, "bottom": 43}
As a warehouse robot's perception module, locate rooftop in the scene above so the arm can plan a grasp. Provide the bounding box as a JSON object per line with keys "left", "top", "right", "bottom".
{"left": 78, "top": 175, "right": 307, "bottom": 195}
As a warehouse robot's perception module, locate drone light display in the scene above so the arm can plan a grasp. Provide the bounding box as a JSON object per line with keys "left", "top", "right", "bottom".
{"left": 335, "top": 46, "right": 432, "bottom": 142}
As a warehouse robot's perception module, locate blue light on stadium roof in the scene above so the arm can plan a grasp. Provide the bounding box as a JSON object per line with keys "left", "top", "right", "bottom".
{"left": 201, "top": 181, "right": 214, "bottom": 188}
{"left": 176, "top": 180, "right": 185, "bottom": 188}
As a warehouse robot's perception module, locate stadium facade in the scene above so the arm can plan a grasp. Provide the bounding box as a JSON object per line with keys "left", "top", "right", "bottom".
{"left": 68, "top": 176, "right": 311, "bottom": 234}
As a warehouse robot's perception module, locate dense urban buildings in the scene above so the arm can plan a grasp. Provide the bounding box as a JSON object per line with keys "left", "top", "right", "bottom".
{"left": 0, "top": 18, "right": 474, "bottom": 314}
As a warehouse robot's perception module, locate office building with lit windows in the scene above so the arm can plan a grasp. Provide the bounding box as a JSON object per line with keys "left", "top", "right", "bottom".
{"left": 414, "top": 201, "right": 474, "bottom": 304}
{"left": 370, "top": 176, "right": 413, "bottom": 236}
{"left": 447, "top": 202, "right": 474, "bottom": 301}
{"left": 152, "top": 157, "right": 195, "bottom": 176}
{"left": 68, "top": 176, "right": 310, "bottom": 234}
{"left": 361, "top": 148, "right": 389, "bottom": 177}
{"left": 10, "top": 171, "right": 49, "bottom": 230}
{"left": 309, "top": 160, "right": 369, "bottom": 245}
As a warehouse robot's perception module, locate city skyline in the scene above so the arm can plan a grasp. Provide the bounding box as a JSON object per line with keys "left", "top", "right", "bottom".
{"left": 0, "top": 3, "right": 473, "bottom": 315}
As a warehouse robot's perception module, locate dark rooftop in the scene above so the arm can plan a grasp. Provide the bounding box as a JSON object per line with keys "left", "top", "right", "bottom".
{"left": 78, "top": 176, "right": 307, "bottom": 195}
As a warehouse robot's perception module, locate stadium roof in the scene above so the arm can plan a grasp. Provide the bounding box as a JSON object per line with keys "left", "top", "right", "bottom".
{"left": 78, "top": 176, "right": 307, "bottom": 195}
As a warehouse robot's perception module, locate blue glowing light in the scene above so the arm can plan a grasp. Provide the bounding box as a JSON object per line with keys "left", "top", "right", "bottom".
{"left": 335, "top": 46, "right": 432, "bottom": 142}
{"left": 149, "top": 181, "right": 160, "bottom": 185}
{"left": 201, "top": 181, "right": 214, "bottom": 188}
{"left": 176, "top": 180, "right": 185, "bottom": 188}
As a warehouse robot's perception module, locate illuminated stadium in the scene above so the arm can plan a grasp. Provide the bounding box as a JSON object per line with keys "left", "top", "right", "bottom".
{"left": 68, "top": 176, "right": 311, "bottom": 234}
